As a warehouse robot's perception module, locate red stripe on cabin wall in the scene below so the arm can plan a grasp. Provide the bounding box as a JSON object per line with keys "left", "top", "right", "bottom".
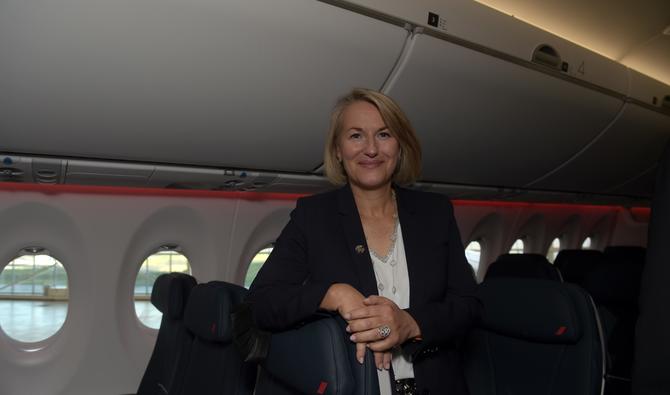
{"left": 0, "top": 182, "right": 305, "bottom": 201}
{"left": 0, "top": 182, "right": 652, "bottom": 215}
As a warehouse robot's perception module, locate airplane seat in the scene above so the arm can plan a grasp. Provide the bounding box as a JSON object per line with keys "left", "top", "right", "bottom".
{"left": 633, "top": 143, "right": 670, "bottom": 395}
{"left": 603, "top": 246, "right": 646, "bottom": 267}
{"left": 554, "top": 249, "right": 605, "bottom": 285}
{"left": 463, "top": 278, "right": 604, "bottom": 395}
{"left": 484, "top": 253, "right": 562, "bottom": 281}
{"left": 137, "top": 272, "right": 197, "bottom": 395}
{"left": 580, "top": 258, "right": 644, "bottom": 394}
{"left": 254, "top": 315, "right": 380, "bottom": 395}
{"left": 175, "top": 281, "right": 257, "bottom": 395}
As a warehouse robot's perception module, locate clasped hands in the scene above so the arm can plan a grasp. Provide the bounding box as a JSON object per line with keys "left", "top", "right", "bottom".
{"left": 321, "top": 283, "right": 421, "bottom": 371}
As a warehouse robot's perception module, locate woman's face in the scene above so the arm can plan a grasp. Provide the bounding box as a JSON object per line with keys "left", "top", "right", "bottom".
{"left": 336, "top": 101, "right": 400, "bottom": 191}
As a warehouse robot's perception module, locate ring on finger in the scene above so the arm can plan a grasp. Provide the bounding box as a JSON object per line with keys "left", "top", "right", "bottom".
{"left": 377, "top": 325, "right": 391, "bottom": 339}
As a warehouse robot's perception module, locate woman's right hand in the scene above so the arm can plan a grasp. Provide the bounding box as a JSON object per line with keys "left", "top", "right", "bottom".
{"left": 320, "top": 283, "right": 365, "bottom": 316}
{"left": 321, "top": 284, "right": 391, "bottom": 368}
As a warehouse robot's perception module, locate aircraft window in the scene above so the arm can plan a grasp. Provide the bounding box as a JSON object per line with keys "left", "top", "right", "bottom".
{"left": 134, "top": 250, "right": 191, "bottom": 329}
{"left": 464, "top": 241, "right": 482, "bottom": 273}
{"left": 509, "top": 238, "right": 525, "bottom": 254}
{"left": 546, "top": 237, "right": 561, "bottom": 263}
{"left": 244, "top": 246, "right": 273, "bottom": 289}
{"left": 0, "top": 252, "right": 68, "bottom": 343}
{"left": 582, "top": 237, "right": 593, "bottom": 249}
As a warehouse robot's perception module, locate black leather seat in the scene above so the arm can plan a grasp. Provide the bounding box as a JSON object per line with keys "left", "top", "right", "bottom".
{"left": 254, "top": 315, "right": 380, "bottom": 395}
{"left": 485, "top": 253, "right": 562, "bottom": 281}
{"left": 581, "top": 257, "right": 643, "bottom": 394}
{"left": 464, "top": 278, "right": 604, "bottom": 395}
{"left": 175, "top": 281, "right": 257, "bottom": 395}
{"left": 604, "top": 246, "right": 646, "bottom": 267}
{"left": 633, "top": 143, "right": 670, "bottom": 395}
{"left": 137, "top": 272, "right": 197, "bottom": 395}
{"left": 554, "top": 249, "right": 605, "bottom": 285}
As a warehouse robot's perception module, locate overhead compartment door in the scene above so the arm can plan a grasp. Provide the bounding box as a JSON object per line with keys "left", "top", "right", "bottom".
{"left": 533, "top": 104, "right": 670, "bottom": 196}
{"left": 0, "top": 0, "right": 407, "bottom": 172}
{"left": 386, "top": 33, "right": 625, "bottom": 188}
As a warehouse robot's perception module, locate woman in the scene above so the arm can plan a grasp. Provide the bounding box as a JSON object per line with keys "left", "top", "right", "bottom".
{"left": 248, "top": 88, "right": 481, "bottom": 395}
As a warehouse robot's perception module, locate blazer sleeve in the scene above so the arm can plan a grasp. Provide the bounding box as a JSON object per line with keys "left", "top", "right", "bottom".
{"left": 246, "top": 198, "right": 333, "bottom": 331}
{"left": 403, "top": 198, "right": 482, "bottom": 360}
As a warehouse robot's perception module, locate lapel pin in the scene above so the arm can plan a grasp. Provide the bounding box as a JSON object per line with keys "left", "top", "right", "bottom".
{"left": 355, "top": 245, "right": 365, "bottom": 254}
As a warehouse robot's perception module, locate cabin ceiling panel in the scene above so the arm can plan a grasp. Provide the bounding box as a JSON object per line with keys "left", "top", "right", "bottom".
{"left": 532, "top": 104, "right": 670, "bottom": 195}
{"left": 387, "top": 34, "right": 624, "bottom": 188}
{"left": 621, "top": 35, "right": 670, "bottom": 90}
{"left": 0, "top": 0, "right": 407, "bottom": 172}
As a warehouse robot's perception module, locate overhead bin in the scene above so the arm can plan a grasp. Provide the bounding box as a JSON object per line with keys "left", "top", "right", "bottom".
{"left": 347, "top": 0, "right": 630, "bottom": 95}
{"left": 531, "top": 103, "right": 670, "bottom": 195}
{"left": 628, "top": 69, "right": 670, "bottom": 108}
{"left": 0, "top": 0, "right": 407, "bottom": 172}
{"left": 386, "top": 33, "right": 625, "bottom": 187}
{"left": 607, "top": 167, "right": 658, "bottom": 198}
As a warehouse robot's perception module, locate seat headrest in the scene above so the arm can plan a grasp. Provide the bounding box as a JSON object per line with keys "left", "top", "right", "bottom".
{"left": 477, "top": 279, "right": 582, "bottom": 344}
{"left": 604, "top": 246, "right": 646, "bottom": 266}
{"left": 150, "top": 272, "right": 197, "bottom": 319}
{"left": 581, "top": 260, "right": 643, "bottom": 305}
{"left": 184, "top": 281, "right": 247, "bottom": 343}
{"left": 262, "top": 316, "right": 375, "bottom": 395}
{"left": 486, "top": 253, "right": 561, "bottom": 281}
{"left": 554, "top": 250, "right": 605, "bottom": 285}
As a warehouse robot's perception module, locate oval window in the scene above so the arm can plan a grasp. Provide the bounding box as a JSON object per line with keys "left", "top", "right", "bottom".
{"left": 134, "top": 250, "right": 191, "bottom": 329}
{"left": 546, "top": 238, "right": 561, "bottom": 263}
{"left": 0, "top": 252, "right": 69, "bottom": 343}
{"left": 509, "top": 239, "right": 525, "bottom": 254}
{"left": 464, "top": 241, "right": 482, "bottom": 273}
{"left": 244, "top": 246, "right": 273, "bottom": 289}
{"left": 581, "top": 237, "right": 593, "bottom": 250}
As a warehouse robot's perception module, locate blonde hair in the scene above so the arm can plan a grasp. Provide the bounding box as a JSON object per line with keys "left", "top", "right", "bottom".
{"left": 323, "top": 88, "right": 422, "bottom": 185}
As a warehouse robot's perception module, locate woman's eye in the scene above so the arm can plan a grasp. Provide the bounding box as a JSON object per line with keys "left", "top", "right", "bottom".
{"left": 349, "top": 132, "right": 362, "bottom": 139}
{"left": 378, "top": 131, "right": 391, "bottom": 139}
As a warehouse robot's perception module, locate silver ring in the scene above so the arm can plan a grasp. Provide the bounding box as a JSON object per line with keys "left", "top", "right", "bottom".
{"left": 377, "top": 325, "right": 391, "bottom": 339}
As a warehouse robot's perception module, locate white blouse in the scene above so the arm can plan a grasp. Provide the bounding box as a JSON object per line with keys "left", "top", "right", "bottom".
{"left": 368, "top": 221, "right": 414, "bottom": 395}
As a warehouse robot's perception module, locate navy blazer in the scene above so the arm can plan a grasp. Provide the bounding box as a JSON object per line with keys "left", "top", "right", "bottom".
{"left": 248, "top": 184, "right": 481, "bottom": 395}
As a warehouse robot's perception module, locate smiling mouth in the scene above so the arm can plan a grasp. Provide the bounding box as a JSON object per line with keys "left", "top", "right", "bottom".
{"left": 358, "top": 161, "right": 383, "bottom": 168}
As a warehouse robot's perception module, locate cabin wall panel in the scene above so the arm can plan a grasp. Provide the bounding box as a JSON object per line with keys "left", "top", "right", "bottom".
{"left": 0, "top": 188, "right": 649, "bottom": 394}
{"left": 0, "top": 190, "right": 295, "bottom": 395}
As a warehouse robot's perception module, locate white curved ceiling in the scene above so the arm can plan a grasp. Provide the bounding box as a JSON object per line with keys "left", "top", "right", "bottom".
{"left": 475, "top": 0, "right": 670, "bottom": 86}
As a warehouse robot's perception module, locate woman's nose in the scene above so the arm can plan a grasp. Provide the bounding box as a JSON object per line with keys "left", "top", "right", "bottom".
{"left": 364, "top": 137, "right": 378, "bottom": 156}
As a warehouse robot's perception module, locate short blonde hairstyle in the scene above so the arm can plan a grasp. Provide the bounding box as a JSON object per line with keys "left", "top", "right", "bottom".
{"left": 323, "top": 88, "right": 422, "bottom": 185}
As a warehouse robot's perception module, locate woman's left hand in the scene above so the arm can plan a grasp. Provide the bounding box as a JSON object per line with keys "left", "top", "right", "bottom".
{"left": 344, "top": 295, "right": 421, "bottom": 352}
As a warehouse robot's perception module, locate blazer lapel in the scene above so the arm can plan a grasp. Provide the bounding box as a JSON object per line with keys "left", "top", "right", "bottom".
{"left": 395, "top": 186, "right": 424, "bottom": 308}
{"left": 337, "top": 184, "right": 379, "bottom": 297}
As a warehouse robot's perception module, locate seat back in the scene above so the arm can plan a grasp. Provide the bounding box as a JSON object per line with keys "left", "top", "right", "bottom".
{"left": 464, "top": 278, "right": 604, "bottom": 395}
{"left": 254, "top": 315, "right": 380, "bottom": 395}
{"left": 633, "top": 144, "right": 670, "bottom": 395}
{"left": 554, "top": 249, "right": 605, "bottom": 285}
{"left": 176, "top": 281, "right": 256, "bottom": 395}
{"left": 485, "top": 253, "right": 562, "bottom": 281}
{"left": 581, "top": 256, "right": 643, "bottom": 391}
{"left": 604, "top": 246, "right": 646, "bottom": 267}
{"left": 137, "top": 272, "right": 197, "bottom": 395}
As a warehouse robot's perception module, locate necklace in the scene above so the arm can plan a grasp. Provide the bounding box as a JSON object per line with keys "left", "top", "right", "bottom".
{"left": 369, "top": 189, "right": 400, "bottom": 295}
